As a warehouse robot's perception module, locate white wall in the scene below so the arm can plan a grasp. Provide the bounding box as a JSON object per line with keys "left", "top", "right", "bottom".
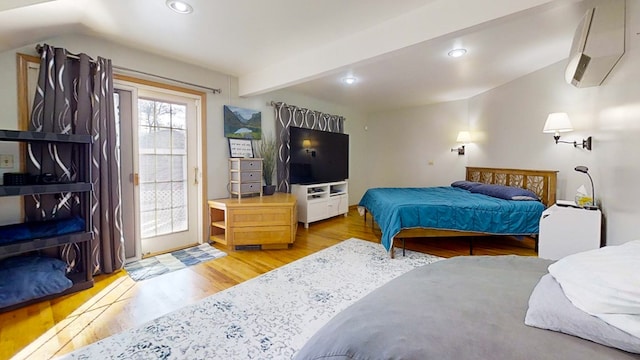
{"left": 365, "top": 100, "right": 469, "bottom": 188}
{"left": 0, "top": 34, "right": 367, "bottom": 228}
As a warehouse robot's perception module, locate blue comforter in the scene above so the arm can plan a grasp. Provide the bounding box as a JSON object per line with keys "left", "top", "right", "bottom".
{"left": 358, "top": 187, "right": 545, "bottom": 251}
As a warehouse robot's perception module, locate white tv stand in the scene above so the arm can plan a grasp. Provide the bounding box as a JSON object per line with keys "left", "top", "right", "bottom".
{"left": 291, "top": 181, "right": 348, "bottom": 228}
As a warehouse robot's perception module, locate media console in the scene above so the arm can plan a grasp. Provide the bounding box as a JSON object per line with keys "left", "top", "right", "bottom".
{"left": 291, "top": 181, "right": 348, "bottom": 228}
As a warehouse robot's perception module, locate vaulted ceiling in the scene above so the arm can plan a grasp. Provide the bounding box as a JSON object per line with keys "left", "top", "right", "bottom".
{"left": 0, "top": 0, "right": 590, "bottom": 112}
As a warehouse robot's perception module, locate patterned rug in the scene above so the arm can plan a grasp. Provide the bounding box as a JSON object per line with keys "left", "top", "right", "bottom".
{"left": 63, "top": 238, "right": 442, "bottom": 359}
{"left": 124, "top": 243, "right": 227, "bottom": 281}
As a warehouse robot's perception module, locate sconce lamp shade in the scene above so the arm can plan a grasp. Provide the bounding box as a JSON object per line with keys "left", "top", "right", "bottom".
{"left": 451, "top": 131, "right": 470, "bottom": 155}
{"left": 456, "top": 131, "right": 471, "bottom": 143}
{"left": 302, "top": 139, "right": 311, "bottom": 148}
{"left": 543, "top": 113, "right": 573, "bottom": 135}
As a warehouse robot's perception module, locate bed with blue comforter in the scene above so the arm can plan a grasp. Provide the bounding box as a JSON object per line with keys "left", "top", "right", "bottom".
{"left": 358, "top": 167, "right": 558, "bottom": 254}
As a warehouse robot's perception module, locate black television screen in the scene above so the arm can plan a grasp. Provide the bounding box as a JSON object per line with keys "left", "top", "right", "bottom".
{"left": 289, "top": 126, "right": 349, "bottom": 184}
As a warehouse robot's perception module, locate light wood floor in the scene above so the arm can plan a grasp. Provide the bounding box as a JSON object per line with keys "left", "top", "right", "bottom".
{"left": 0, "top": 207, "right": 536, "bottom": 360}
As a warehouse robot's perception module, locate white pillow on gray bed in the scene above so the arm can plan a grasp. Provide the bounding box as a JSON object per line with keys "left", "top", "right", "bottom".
{"left": 525, "top": 273, "right": 640, "bottom": 354}
{"left": 547, "top": 240, "right": 640, "bottom": 338}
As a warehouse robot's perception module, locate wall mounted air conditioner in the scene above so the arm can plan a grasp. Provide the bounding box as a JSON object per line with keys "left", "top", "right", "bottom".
{"left": 565, "top": 0, "right": 625, "bottom": 88}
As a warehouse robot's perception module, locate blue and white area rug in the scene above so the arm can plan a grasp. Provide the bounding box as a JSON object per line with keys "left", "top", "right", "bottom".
{"left": 124, "top": 243, "right": 227, "bottom": 281}
{"left": 63, "top": 238, "right": 442, "bottom": 359}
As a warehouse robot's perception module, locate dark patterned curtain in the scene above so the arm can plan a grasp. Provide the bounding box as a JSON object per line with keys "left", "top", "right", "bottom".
{"left": 271, "top": 102, "right": 345, "bottom": 192}
{"left": 27, "top": 44, "right": 124, "bottom": 274}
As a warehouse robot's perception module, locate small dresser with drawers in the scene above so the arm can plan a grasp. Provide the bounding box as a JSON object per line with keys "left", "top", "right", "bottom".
{"left": 229, "top": 158, "right": 262, "bottom": 198}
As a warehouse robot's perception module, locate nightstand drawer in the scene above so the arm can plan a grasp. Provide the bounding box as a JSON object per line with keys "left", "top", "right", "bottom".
{"left": 230, "top": 182, "right": 261, "bottom": 194}
{"left": 230, "top": 159, "right": 261, "bottom": 171}
{"left": 230, "top": 171, "right": 261, "bottom": 182}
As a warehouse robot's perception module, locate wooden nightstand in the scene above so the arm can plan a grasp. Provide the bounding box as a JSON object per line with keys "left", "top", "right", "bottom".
{"left": 538, "top": 204, "right": 602, "bottom": 260}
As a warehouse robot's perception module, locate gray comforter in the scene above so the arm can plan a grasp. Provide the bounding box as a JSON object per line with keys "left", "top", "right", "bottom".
{"left": 294, "top": 255, "right": 640, "bottom": 360}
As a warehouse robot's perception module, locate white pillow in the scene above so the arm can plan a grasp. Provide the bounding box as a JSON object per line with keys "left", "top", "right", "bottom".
{"left": 525, "top": 274, "right": 640, "bottom": 353}
{"left": 548, "top": 240, "right": 640, "bottom": 338}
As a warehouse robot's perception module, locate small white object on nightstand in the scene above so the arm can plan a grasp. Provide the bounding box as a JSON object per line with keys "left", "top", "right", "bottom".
{"left": 538, "top": 204, "right": 602, "bottom": 260}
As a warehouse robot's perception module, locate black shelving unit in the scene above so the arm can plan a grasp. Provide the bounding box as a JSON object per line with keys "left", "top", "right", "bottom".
{"left": 0, "top": 129, "right": 94, "bottom": 312}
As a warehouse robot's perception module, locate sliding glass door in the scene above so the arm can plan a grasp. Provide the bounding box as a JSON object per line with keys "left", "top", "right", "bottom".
{"left": 116, "top": 83, "right": 203, "bottom": 258}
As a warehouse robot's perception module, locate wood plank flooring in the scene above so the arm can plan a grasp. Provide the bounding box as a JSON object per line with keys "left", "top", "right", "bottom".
{"left": 0, "top": 207, "right": 536, "bottom": 360}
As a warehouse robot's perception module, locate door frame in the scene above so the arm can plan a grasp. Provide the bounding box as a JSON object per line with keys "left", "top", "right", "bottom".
{"left": 114, "top": 74, "right": 207, "bottom": 261}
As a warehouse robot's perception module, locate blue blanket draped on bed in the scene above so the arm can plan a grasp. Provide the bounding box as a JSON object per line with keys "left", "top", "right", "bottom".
{"left": 358, "top": 187, "right": 545, "bottom": 251}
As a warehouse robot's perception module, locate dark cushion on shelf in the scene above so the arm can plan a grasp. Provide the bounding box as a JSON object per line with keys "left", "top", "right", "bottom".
{"left": 0, "top": 256, "right": 72, "bottom": 308}
{"left": 0, "top": 216, "right": 85, "bottom": 245}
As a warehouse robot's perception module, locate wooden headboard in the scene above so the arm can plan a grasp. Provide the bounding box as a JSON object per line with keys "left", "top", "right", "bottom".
{"left": 466, "top": 167, "right": 558, "bottom": 207}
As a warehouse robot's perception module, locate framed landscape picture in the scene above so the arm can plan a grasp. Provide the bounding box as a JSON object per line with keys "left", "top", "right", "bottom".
{"left": 224, "top": 105, "right": 261, "bottom": 139}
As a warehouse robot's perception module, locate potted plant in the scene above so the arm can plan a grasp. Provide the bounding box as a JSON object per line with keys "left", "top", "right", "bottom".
{"left": 255, "top": 133, "right": 277, "bottom": 195}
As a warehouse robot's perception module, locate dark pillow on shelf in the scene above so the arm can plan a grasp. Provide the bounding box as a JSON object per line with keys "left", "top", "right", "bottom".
{"left": 450, "top": 180, "right": 482, "bottom": 191}
{"left": 0, "top": 216, "right": 85, "bottom": 244}
{"left": 470, "top": 183, "right": 540, "bottom": 201}
{"left": 0, "top": 256, "right": 72, "bottom": 308}
{"left": 0, "top": 254, "right": 68, "bottom": 271}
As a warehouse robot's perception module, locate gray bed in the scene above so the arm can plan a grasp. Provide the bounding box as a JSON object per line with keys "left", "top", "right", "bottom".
{"left": 294, "top": 256, "right": 640, "bottom": 359}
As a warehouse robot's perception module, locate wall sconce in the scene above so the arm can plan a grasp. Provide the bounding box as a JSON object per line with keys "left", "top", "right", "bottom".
{"left": 451, "top": 131, "right": 471, "bottom": 155}
{"left": 542, "top": 112, "right": 592, "bottom": 150}
{"left": 302, "top": 139, "right": 315, "bottom": 157}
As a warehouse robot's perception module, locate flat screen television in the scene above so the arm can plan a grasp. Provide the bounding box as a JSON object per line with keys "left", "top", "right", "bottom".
{"left": 289, "top": 126, "right": 349, "bottom": 184}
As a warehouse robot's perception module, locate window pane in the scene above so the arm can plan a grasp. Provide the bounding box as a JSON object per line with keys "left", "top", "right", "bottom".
{"left": 139, "top": 183, "right": 156, "bottom": 212}
{"left": 138, "top": 126, "right": 155, "bottom": 153}
{"left": 172, "top": 181, "right": 186, "bottom": 208}
{"left": 172, "top": 155, "right": 186, "bottom": 181}
{"left": 138, "top": 99, "right": 156, "bottom": 127}
{"left": 172, "top": 129, "right": 186, "bottom": 154}
{"left": 156, "top": 155, "right": 171, "bottom": 182}
{"left": 140, "top": 210, "right": 156, "bottom": 239}
{"left": 156, "top": 209, "right": 172, "bottom": 235}
{"left": 139, "top": 155, "right": 156, "bottom": 183}
{"left": 156, "top": 182, "right": 172, "bottom": 210}
{"left": 173, "top": 206, "right": 188, "bottom": 232}
{"left": 172, "top": 104, "right": 187, "bottom": 129}
{"left": 156, "top": 129, "right": 172, "bottom": 154}
{"left": 156, "top": 102, "right": 172, "bottom": 128}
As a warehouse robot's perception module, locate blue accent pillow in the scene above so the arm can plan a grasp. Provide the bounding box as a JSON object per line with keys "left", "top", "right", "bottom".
{"left": 0, "top": 256, "right": 73, "bottom": 308}
{"left": 470, "top": 183, "right": 540, "bottom": 201}
{"left": 450, "top": 181, "right": 483, "bottom": 191}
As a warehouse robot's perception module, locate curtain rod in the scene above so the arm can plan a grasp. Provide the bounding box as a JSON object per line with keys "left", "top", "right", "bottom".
{"left": 114, "top": 66, "right": 221, "bottom": 94}
{"left": 35, "top": 44, "right": 222, "bottom": 94}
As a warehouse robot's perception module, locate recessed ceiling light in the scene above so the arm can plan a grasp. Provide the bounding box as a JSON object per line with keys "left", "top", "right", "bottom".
{"left": 342, "top": 76, "right": 357, "bottom": 85}
{"left": 447, "top": 48, "right": 467, "bottom": 58}
{"left": 166, "top": 0, "right": 193, "bottom": 14}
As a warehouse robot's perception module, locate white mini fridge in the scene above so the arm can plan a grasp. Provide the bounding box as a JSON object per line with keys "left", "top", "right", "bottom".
{"left": 538, "top": 204, "right": 602, "bottom": 260}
